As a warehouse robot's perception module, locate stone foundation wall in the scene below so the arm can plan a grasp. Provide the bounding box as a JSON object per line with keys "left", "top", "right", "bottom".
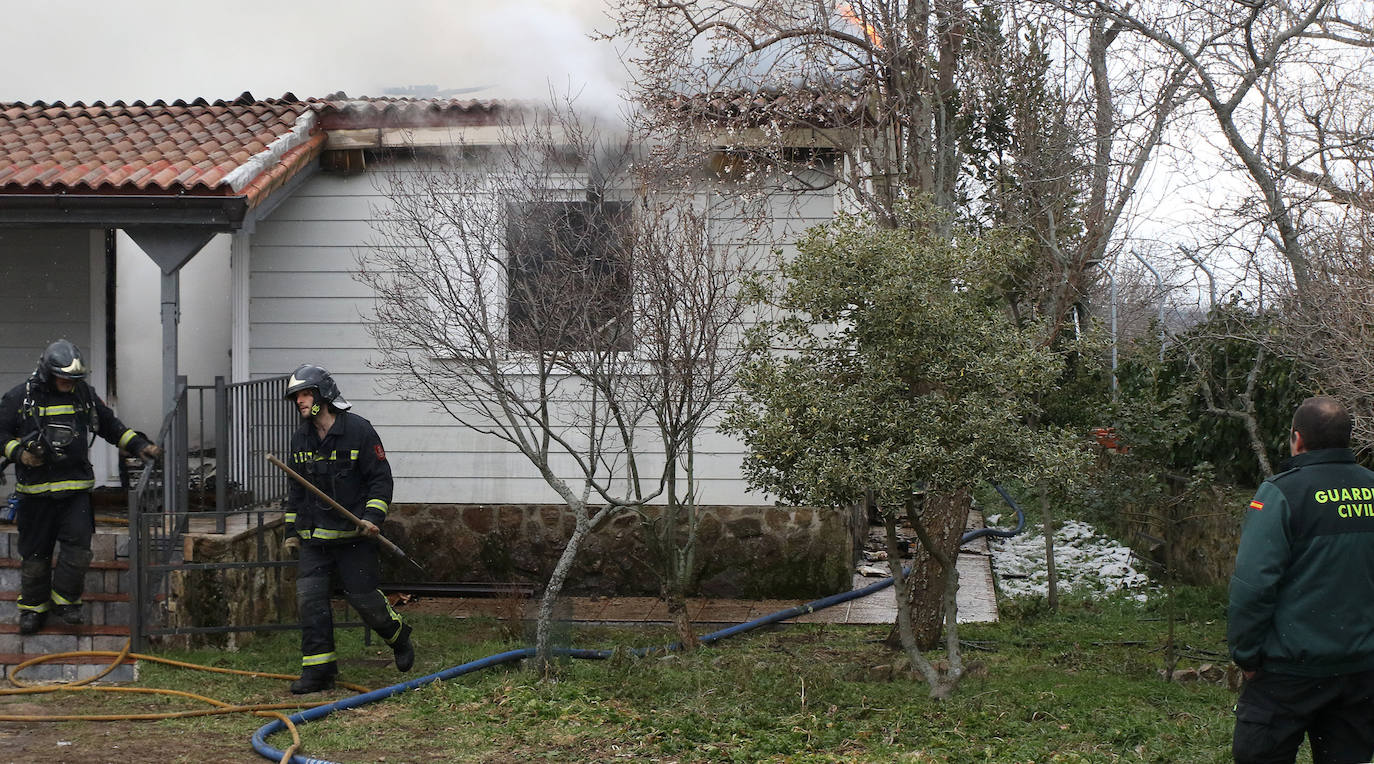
{"left": 164, "top": 503, "right": 860, "bottom": 645}
{"left": 166, "top": 521, "right": 296, "bottom": 648}
{"left": 379, "top": 503, "right": 862, "bottom": 599}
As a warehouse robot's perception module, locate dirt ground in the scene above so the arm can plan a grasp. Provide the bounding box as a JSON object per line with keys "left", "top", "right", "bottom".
{"left": 0, "top": 697, "right": 280, "bottom": 763}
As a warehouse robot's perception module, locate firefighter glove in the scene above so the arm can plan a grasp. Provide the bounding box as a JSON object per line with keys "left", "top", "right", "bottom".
{"left": 140, "top": 443, "right": 162, "bottom": 461}
{"left": 19, "top": 449, "right": 43, "bottom": 468}
{"left": 283, "top": 536, "right": 300, "bottom": 555}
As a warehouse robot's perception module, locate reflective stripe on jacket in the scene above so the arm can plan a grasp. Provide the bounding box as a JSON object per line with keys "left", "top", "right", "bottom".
{"left": 284, "top": 410, "right": 393, "bottom": 545}
{"left": 0, "top": 377, "right": 148, "bottom": 495}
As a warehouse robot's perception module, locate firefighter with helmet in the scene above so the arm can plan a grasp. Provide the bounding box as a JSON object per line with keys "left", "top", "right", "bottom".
{"left": 0, "top": 340, "right": 160, "bottom": 634}
{"left": 282, "top": 363, "right": 414, "bottom": 693}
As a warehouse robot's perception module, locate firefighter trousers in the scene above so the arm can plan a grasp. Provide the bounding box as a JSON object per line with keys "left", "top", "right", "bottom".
{"left": 15, "top": 491, "right": 94, "bottom": 613}
{"left": 296, "top": 540, "right": 405, "bottom": 677}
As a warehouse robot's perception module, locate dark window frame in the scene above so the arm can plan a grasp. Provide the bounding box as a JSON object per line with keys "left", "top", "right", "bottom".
{"left": 505, "top": 199, "right": 633, "bottom": 352}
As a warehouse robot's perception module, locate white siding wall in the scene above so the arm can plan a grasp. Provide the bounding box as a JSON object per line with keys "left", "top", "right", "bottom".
{"left": 115, "top": 231, "right": 233, "bottom": 447}
{"left": 0, "top": 229, "right": 92, "bottom": 391}
{"left": 0, "top": 228, "right": 123, "bottom": 484}
{"left": 248, "top": 166, "right": 834, "bottom": 505}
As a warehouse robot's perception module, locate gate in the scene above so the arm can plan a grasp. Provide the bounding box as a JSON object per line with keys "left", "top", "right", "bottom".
{"left": 128, "top": 374, "right": 296, "bottom": 649}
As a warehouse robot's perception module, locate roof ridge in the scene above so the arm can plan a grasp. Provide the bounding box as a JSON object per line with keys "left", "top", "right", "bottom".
{"left": 1, "top": 92, "right": 311, "bottom": 110}
{"left": 221, "top": 110, "right": 319, "bottom": 193}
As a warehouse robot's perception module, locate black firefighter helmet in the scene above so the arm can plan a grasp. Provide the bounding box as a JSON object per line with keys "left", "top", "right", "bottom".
{"left": 37, "top": 339, "right": 89, "bottom": 383}
{"left": 284, "top": 363, "right": 351, "bottom": 414}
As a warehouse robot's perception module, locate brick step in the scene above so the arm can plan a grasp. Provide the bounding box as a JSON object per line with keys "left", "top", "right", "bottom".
{"left": 0, "top": 558, "right": 129, "bottom": 571}
{"left": 0, "top": 591, "right": 128, "bottom": 604}
{"left": 0, "top": 623, "right": 129, "bottom": 637}
{"left": 0, "top": 561, "right": 132, "bottom": 601}
{"left": 0, "top": 625, "right": 134, "bottom": 682}
{"left": 0, "top": 652, "right": 135, "bottom": 665}
{"left": 0, "top": 652, "right": 138, "bottom": 683}
{"left": 0, "top": 595, "right": 132, "bottom": 626}
{"left": 0, "top": 529, "right": 130, "bottom": 563}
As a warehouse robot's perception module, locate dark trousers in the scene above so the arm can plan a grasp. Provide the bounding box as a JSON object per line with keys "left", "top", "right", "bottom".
{"left": 15, "top": 491, "right": 94, "bottom": 611}
{"left": 296, "top": 540, "right": 405, "bottom": 676}
{"left": 1233, "top": 668, "right": 1374, "bottom": 763}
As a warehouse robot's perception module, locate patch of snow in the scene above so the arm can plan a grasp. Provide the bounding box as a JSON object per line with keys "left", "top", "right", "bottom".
{"left": 984, "top": 515, "right": 1154, "bottom": 602}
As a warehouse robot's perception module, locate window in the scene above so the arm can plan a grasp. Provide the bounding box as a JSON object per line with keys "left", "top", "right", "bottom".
{"left": 506, "top": 200, "right": 632, "bottom": 352}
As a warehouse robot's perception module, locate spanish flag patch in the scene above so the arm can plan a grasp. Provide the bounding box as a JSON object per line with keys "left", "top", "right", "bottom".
{"left": 1249, "top": 500, "right": 1264, "bottom": 511}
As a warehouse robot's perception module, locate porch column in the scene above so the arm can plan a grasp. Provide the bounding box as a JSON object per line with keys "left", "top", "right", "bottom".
{"left": 122, "top": 227, "right": 215, "bottom": 650}
{"left": 125, "top": 226, "right": 216, "bottom": 500}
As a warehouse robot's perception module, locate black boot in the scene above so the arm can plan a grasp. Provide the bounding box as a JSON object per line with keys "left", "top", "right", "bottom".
{"left": 391, "top": 624, "right": 414, "bottom": 672}
{"left": 18, "top": 610, "right": 46, "bottom": 635}
{"left": 53, "top": 603, "right": 84, "bottom": 625}
{"left": 289, "top": 672, "right": 336, "bottom": 694}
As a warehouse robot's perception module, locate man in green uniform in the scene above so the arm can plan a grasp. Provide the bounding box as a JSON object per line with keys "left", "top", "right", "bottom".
{"left": 1228, "top": 396, "right": 1374, "bottom": 763}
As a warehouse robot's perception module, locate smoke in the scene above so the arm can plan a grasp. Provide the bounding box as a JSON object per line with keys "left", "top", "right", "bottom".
{"left": 463, "top": 0, "right": 628, "bottom": 121}
{"left": 0, "top": 0, "right": 628, "bottom": 114}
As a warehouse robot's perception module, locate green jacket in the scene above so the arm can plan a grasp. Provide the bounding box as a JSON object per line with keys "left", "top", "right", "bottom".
{"left": 1228, "top": 448, "right": 1374, "bottom": 676}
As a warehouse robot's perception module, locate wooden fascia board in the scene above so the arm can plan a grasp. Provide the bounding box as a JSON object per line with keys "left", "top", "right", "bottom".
{"left": 325, "top": 125, "right": 549, "bottom": 149}
{"left": 325, "top": 129, "right": 383, "bottom": 149}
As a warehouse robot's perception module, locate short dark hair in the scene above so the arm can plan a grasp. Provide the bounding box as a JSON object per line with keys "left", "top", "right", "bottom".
{"left": 1292, "top": 396, "right": 1352, "bottom": 450}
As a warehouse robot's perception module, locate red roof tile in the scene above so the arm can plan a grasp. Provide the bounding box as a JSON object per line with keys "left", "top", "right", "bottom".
{"left": 0, "top": 93, "right": 317, "bottom": 209}
{"left": 306, "top": 93, "right": 512, "bottom": 130}
{"left": 0, "top": 92, "right": 511, "bottom": 211}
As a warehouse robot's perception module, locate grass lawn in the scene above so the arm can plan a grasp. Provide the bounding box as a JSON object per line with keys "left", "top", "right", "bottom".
{"left": 4, "top": 587, "right": 1248, "bottom": 763}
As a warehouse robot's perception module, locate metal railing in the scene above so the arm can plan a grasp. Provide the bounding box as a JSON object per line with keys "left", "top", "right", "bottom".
{"left": 213, "top": 374, "right": 295, "bottom": 530}
{"left": 129, "top": 374, "right": 296, "bottom": 648}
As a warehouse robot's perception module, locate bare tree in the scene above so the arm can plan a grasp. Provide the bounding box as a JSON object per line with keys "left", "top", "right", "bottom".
{"left": 625, "top": 195, "right": 753, "bottom": 648}
{"left": 606, "top": 0, "right": 1195, "bottom": 654}
{"left": 1178, "top": 313, "right": 1276, "bottom": 479}
{"left": 604, "top": 0, "right": 974, "bottom": 227}
{"left": 1079, "top": 0, "right": 1374, "bottom": 292}
{"left": 1279, "top": 205, "right": 1374, "bottom": 446}
{"left": 358, "top": 99, "right": 750, "bottom": 669}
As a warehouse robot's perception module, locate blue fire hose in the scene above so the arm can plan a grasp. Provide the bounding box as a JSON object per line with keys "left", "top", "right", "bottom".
{"left": 251, "top": 484, "right": 1025, "bottom": 763}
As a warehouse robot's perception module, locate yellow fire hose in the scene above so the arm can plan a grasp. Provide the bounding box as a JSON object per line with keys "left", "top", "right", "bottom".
{"left": 0, "top": 639, "right": 372, "bottom": 764}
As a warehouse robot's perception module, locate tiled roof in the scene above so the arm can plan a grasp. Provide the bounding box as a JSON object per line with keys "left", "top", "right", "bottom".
{"left": 0, "top": 91, "right": 513, "bottom": 211}
{"left": 307, "top": 93, "right": 511, "bottom": 130}
{"left": 0, "top": 88, "right": 855, "bottom": 211}
{"left": 0, "top": 93, "right": 328, "bottom": 208}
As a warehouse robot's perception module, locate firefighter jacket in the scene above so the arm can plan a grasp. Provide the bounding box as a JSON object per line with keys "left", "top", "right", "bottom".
{"left": 1228, "top": 448, "right": 1374, "bottom": 677}
{"left": 285, "top": 410, "right": 393, "bottom": 544}
{"left": 0, "top": 376, "right": 151, "bottom": 496}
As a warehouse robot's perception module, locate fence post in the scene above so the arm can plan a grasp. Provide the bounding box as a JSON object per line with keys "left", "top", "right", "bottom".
{"left": 129, "top": 479, "right": 144, "bottom": 652}
{"left": 177, "top": 377, "right": 190, "bottom": 525}
{"left": 1131, "top": 250, "right": 1166, "bottom": 361}
{"left": 215, "top": 376, "right": 228, "bottom": 534}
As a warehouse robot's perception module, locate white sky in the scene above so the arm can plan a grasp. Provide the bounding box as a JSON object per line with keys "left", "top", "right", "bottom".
{"left": 0, "top": 0, "right": 627, "bottom": 115}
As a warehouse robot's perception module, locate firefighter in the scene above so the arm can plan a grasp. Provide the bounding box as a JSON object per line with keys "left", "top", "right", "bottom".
{"left": 0, "top": 340, "right": 160, "bottom": 634}
{"left": 282, "top": 363, "right": 414, "bottom": 694}
{"left": 1229, "top": 396, "right": 1374, "bottom": 763}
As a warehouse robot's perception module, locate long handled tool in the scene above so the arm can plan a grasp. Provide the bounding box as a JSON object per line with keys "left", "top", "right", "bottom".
{"left": 266, "top": 453, "right": 426, "bottom": 574}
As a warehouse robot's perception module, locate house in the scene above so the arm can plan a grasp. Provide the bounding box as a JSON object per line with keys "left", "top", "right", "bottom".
{"left": 0, "top": 91, "right": 876, "bottom": 654}
{"left": 0, "top": 92, "right": 842, "bottom": 507}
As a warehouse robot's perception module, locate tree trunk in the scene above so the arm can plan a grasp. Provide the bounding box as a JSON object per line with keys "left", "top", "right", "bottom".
{"left": 885, "top": 489, "right": 970, "bottom": 650}
{"left": 667, "top": 594, "right": 699, "bottom": 651}
{"left": 1041, "top": 487, "right": 1058, "bottom": 611}
{"left": 534, "top": 516, "right": 588, "bottom": 676}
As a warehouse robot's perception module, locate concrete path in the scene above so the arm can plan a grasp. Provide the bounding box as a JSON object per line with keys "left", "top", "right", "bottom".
{"left": 400, "top": 511, "right": 999, "bottom": 627}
